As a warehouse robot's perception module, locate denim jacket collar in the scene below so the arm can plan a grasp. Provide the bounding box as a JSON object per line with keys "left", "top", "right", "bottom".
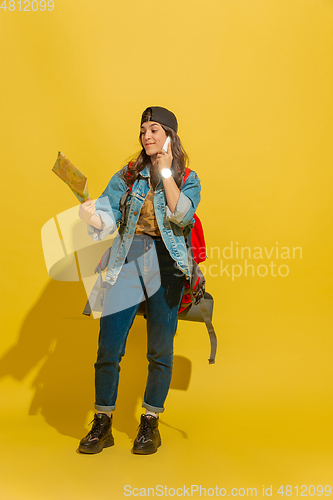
{"left": 138, "top": 165, "right": 150, "bottom": 178}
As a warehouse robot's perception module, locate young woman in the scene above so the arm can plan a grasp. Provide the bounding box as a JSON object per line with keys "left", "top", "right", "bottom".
{"left": 78, "top": 106, "right": 201, "bottom": 455}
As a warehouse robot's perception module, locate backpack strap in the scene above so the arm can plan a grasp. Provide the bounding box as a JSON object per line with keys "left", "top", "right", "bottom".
{"left": 182, "top": 169, "right": 217, "bottom": 363}
{"left": 119, "top": 162, "right": 135, "bottom": 226}
{"left": 82, "top": 246, "right": 112, "bottom": 315}
{"left": 127, "top": 161, "right": 135, "bottom": 193}
{"left": 183, "top": 167, "right": 191, "bottom": 183}
{"left": 198, "top": 298, "right": 217, "bottom": 364}
{"left": 82, "top": 271, "right": 108, "bottom": 316}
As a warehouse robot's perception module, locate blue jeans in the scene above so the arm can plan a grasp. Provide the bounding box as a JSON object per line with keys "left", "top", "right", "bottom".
{"left": 94, "top": 235, "right": 185, "bottom": 413}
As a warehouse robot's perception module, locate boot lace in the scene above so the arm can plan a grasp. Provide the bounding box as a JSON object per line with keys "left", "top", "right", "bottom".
{"left": 136, "top": 416, "right": 151, "bottom": 441}
{"left": 87, "top": 414, "right": 105, "bottom": 439}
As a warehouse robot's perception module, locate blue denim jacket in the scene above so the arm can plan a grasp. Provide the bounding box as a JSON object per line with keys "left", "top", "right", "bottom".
{"left": 88, "top": 164, "right": 201, "bottom": 285}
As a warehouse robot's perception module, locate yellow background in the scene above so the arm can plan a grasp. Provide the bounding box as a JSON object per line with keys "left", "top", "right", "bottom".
{"left": 1, "top": 0, "right": 332, "bottom": 498}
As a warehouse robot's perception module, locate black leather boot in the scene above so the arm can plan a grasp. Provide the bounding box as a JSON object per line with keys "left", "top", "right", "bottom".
{"left": 78, "top": 413, "right": 114, "bottom": 454}
{"left": 132, "top": 414, "right": 161, "bottom": 455}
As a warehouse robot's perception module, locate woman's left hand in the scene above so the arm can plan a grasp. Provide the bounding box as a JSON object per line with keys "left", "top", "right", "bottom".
{"left": 154, "top": 142, "right": 173, "bottom": 173}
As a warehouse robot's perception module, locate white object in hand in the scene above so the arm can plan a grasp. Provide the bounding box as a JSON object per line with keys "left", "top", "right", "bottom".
{"left": 162, "top": 136, "right": 171, "bottom": 152}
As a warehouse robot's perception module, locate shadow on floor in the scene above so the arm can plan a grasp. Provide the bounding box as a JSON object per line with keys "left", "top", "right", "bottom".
{"left": 0, "top": 279, "right": 192, "bottom": 440}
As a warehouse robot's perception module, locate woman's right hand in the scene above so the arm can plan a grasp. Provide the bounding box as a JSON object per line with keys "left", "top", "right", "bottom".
{"left": 79, "top": 198, "right": 96, "bottom": 222}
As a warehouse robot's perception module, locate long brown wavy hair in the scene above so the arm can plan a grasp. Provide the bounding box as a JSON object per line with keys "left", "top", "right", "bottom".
{"left": 121, "top": 117, "right": 189, "bottom": 189}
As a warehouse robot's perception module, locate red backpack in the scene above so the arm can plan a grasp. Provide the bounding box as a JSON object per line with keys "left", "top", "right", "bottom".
{"left": 177, "top": 168, "right": 216, "bottom": 363}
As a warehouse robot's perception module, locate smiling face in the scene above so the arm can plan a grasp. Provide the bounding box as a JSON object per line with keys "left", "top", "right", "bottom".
{"left": 140, "top": 121, "right": 168, "bottom": 158}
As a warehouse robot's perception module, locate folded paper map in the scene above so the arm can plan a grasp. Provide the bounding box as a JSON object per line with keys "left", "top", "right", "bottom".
{"left": 52, "top": 151, "right": 89, "bottom": 203}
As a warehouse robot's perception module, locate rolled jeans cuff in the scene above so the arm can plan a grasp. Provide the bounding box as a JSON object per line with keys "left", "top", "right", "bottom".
{"left": 95, "top": 403, "right": 116, "bottom": 412}
{"left": 142, "top": 401, "right": 165, "bottom": 414}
